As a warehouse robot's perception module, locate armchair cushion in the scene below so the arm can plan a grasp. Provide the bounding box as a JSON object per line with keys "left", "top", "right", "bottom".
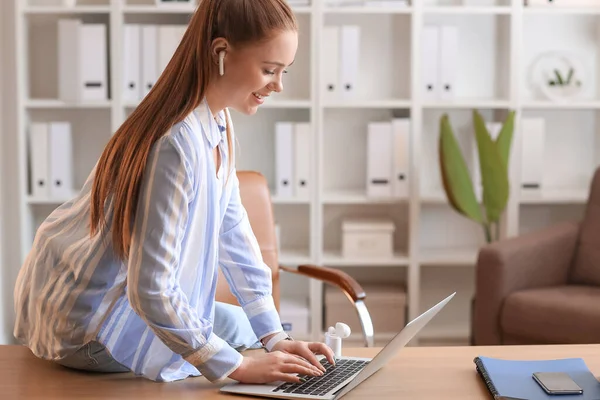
{"left": 500, "top": 285, "right": 600, "bottom": 344}
{"left": 571, "top": 168, "right": 600, "bottom": 286}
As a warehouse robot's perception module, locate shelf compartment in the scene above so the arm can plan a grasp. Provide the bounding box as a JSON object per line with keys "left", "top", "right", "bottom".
{"left": 25, "top": 109, "right": 111, "bottom": 201}
{"left": 230, "top": 108, "right": 312, "bottom": 197}
{"left": 521, "top": 13, "right": 600, "bottom": 104}
{"left": 26, "top": 12, "right": 111, "bottom": 102}
{"left": 323, "top": 108, "right": 410, "bottom": 196}
{"left": 422, "top": 13, "right": 511, "bottom": 103}
{"left": 321, "top": 13, "right": 411, "bottom": 103}
{"left": 322, "top": 204, "right": 410, "bottom": 264}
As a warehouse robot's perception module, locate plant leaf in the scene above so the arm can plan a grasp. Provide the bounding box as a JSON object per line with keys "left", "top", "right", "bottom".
{"left": 554, "top": 69, "right": 564, "bottom": 85}
{"left": 495, "top": 110, "right": 516, "bottom": 170}
{"left": 439, "top": 114, "right": 484, "bottom": 224}
{"left": 473, "top": 110, "right": 509, "bottom": 224}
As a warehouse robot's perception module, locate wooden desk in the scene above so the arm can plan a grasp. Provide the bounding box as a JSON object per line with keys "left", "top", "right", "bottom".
{"left": 2, "top": 344, "right": 600, "bottom": 399}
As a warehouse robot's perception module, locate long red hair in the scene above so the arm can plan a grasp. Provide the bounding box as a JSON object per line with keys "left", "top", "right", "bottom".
{"left": 90, "top": 0, "right": 297, "bottom": 261}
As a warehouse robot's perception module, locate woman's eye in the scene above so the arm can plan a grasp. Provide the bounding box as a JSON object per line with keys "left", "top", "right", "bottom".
{"left": 264, "top": 70, "right": 275, "bottom": 75}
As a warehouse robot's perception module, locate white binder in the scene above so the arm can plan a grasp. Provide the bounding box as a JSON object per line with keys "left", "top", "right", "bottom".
{"left": 472, "top": 122, "right": 502, "bottom": 200}
{"left": 392, "top": 118, "right": 410, "bottom": 198}
{"left": 520, "top": 118, "right": 545, "bottom": 191}
{"left": 157, "top": 25, "right": 186, "bottom": 76}
{"left": 339, "top": 25, "right": 360, "bottom": 97}
{"left": 294, "top": 122, "right": 311, "bottom": 200}
{"left": 439, "top": 25, "right": 458, "bottom": 100}
{"left": 141, "top": 25, "right": 158, "bottom": 98}
{"left": 275, "top": 122, "right": 294, "bottom": 198}
{"left": 80, "top": 24, "right": 108, "bottom": 101}
{"left": 321, "top": 26, "right": 340, "bottom": 99}
{"left": 422, "top": 25, "right": 440, "bottom": 101}
{"left": 123, "top": 24, "right": 141, "bottom": 103}
{"left": 58, "top": 19, "right": 81, "bottom": 102}
{"left": 29, "top": 123, "right": 50, "bottom": 198}
{"left": 48, "top": 122, "right": 74, "bottom": 199}
{"left": 367, "top": 122, "right": 393, "bottom": 198}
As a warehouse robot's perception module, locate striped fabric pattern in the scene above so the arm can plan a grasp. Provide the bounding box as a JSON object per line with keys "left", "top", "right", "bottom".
{"left": 13, "top": 98, "right": 283, "bottom": 382}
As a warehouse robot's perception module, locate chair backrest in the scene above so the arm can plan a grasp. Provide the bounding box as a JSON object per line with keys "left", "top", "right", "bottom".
{"left": 215, "top": 171, "right": 281, "bottom": 311}
{"left": 570, "top": 167, "right": 600, "bottom": 286}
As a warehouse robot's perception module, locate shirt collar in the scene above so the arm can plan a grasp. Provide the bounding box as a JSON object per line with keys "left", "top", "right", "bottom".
{"left": 195, "top": 98, "right": 226, "bottom": 149}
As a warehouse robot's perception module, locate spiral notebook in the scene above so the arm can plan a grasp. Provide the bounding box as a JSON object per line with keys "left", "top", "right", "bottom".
{"left": 474, "top": 356, "right": 600, "bottom": 400}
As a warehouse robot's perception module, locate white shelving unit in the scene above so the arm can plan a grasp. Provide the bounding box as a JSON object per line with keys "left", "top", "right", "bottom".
{"left": 13, "top": 0, "right": 600, "bottom": 346}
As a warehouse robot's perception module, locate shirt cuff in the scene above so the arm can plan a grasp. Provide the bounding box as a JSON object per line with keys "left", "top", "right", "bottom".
{"left": 183, "top": 332, "right": 243, "bottom": 382}
{"left": 242, "top": 296, "right": 284, "bottom": 340}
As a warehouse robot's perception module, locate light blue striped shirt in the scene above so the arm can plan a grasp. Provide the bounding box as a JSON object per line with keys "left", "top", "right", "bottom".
{"left": 13, "top": 99, "right": 284, "bottom": 382}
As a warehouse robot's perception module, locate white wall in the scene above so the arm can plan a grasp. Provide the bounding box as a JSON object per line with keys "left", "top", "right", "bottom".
{"left": 1, "top": 0, "right": 18, "bottom": 344}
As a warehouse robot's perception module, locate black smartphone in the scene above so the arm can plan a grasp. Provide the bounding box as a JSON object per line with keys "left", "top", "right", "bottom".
{"left": 532, "top": 372, "right": 583, "bottom": 395}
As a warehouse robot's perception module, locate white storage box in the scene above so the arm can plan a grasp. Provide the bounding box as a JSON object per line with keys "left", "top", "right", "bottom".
{"left": 341, "top": 218, "right": 395, "bottom": 258}
{"left": 325, "top": 284, "right": 406, "bottom": 336}
{"left": 279, "top": 297, "right": 310, "bottom": 337}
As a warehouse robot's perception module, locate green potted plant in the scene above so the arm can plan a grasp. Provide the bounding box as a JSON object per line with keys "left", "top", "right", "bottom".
{"left": 438, "top": 110, "right": 516, "bottom": 243}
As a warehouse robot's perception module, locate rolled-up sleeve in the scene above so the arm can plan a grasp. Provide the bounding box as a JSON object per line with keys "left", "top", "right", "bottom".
{"left": 127, "top": 136, "right": 242, "bottom": 382}
{"left": 218, "top": 170, "right": 284, "bottom": 341}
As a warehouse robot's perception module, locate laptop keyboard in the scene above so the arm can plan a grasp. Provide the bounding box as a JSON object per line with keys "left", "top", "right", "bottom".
{"left": 272, "top": 358, "right": 369, "bottom": 397}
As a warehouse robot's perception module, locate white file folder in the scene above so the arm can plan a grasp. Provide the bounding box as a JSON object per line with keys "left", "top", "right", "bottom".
{"left": 439, "top": 25, "right": 458, "bottom": 100}
{"left": 367, "top": 122, "right": 393, "bottom": 198}
{"left": 58, "top": 19, "right": 81, "bottom": 102}
{"left": 340, "top": 25, "right": 360, "bottom": 97}
{"left": 521, "top": 118, "right": 545, "bottom": 191}
{"left": 392, "top": 118, "right": 410, "bottom": 198}
{"left": 141, "top": 25, "right": 158, "bottom": 98}
{"left": 321, "top": 26, "right": 340, "bottom": 99}
{"left": 294, "top": 122, "right": 311, "bottom": 200}
{"left": 157, "top": 25, "right": 186, "bottom": 76}
{"left": 422, "top": 26, "right": 440, "bottom": 101}
{"left": 275, "top": 122, "right": 294, "bottom": 198}
{"left": 48, "top": 122, "right": 74, "bottom": 199}
{"left": 472, "top": 122, "right": 502, "bottom": 200}
{"left": 80, "top": 24, "right": 108, "bottom": 101}
{"left": 123, "top": 24, "right": 141, "bottom": 103}
{"left": 30, "top": 123, "right": 50, "bottom": 199}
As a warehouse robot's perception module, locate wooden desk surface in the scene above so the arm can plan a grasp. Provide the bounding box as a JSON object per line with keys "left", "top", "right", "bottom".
{"left": 2, "top": 344, "right": 600, "bottom": 399}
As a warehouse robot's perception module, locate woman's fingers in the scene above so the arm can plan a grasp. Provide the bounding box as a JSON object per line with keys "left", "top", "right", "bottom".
{"left": 294, "top": 344, "right": 326, "bottom": 372}
{"left": 279, "top": 362, "right": 322, "bottom": 377}
{"left": 308, "top": 342, "right": 336, "bottom": 366}
{"left": 283, "top": 352, "right": 322, "bottom": 375}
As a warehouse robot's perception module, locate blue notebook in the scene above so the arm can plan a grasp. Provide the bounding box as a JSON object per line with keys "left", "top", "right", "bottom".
{"left": 474, "top": 356, "right": 600, "bottom": 400}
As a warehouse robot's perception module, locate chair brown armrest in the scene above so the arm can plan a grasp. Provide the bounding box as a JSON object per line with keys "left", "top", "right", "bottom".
{"left": 279, "top": 264, "right": 366, "bottom": 302}
{"left": 473, "top": 221, "right": 580, "bottom": 345}
{"left": 280, "top": 264, "right": 374, "bottom": 347}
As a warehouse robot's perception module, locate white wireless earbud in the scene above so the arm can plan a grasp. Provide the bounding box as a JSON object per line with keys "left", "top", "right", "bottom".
{"left": 335, "top": 322, "right": 351, "bottom": 338}
{"left": 218, "top": 51, "right": 225, "bottom": 76}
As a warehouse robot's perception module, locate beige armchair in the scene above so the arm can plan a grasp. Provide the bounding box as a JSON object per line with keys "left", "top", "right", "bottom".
{"left": 473, "top": 167, "right": 600, "bottom": 345}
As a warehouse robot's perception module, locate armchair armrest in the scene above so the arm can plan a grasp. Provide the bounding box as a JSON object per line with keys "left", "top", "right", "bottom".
{"left": 473, "top": 221, "right": 580, "bottom": 345}
{"left": 280, "top": 264, "right": 374, "bottom": 347}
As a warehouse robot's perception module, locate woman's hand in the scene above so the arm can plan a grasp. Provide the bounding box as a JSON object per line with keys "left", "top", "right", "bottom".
{"left": 271, "top": 339, "right": 336, "bottom": 372}
{"left": 228, "top": 351, "right": 324, "bottom": 384}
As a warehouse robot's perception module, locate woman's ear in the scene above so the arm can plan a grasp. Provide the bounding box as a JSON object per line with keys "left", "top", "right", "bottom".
{"left": 211, "top": 38, "right": 229, "bottom": 75}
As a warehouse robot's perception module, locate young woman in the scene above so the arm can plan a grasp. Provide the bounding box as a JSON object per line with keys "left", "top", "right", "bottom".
{"left": 13, "top": 0, "right": 334, "bottom": 384}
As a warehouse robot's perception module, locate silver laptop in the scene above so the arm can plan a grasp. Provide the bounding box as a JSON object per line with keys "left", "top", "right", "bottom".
{"left": 220, "top": 292, "right": 456, "bottom": 400}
